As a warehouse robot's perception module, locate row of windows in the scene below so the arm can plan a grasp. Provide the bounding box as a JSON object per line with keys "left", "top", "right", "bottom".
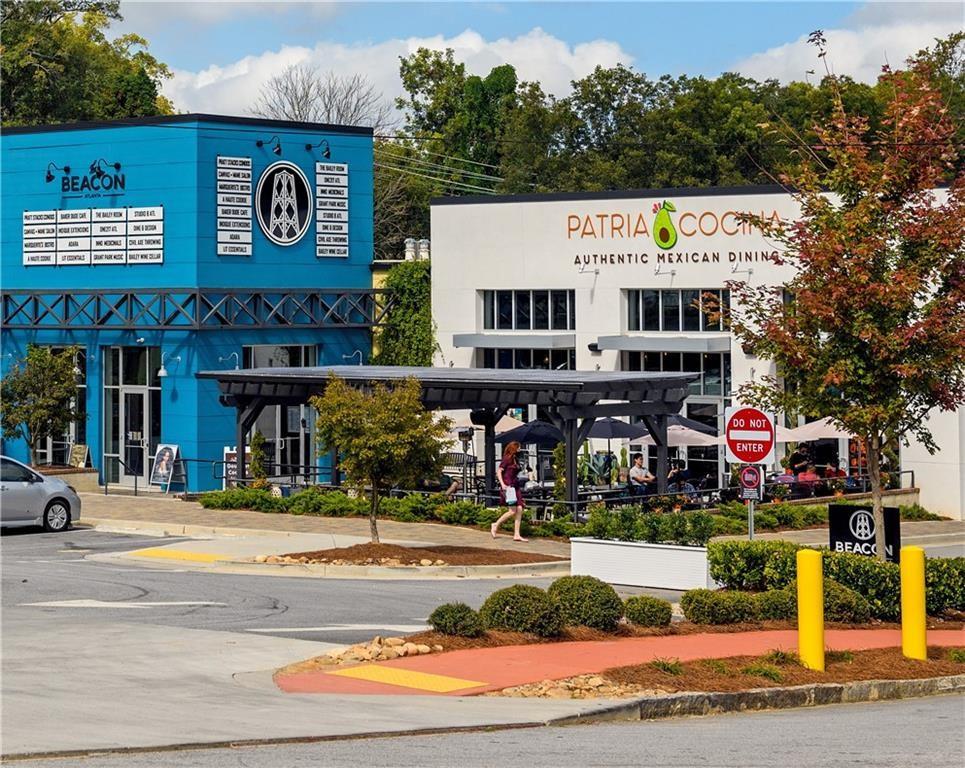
{"left": 479, "top": 348, "right": 576, "bottom": 371}
{"left": 627, "top": 289, "right": 730, "bottom": 332}
{"left": 482, "top": 290, "right": 576, "bottom": 331}
{"left": 622, "top": 351, "right": 732, "bottom": 397}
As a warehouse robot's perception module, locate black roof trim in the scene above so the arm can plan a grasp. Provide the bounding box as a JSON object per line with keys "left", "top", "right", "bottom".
{"left": 1, "top": 113, "right": 374, "bottom": 137}
{"left": 431, "top": 184, "right": 788, "bottom": 206}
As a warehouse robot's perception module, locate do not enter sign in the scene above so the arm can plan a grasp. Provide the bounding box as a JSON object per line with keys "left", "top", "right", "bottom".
{"left": 725, "top": 406, "right": 775, "bottom": 465}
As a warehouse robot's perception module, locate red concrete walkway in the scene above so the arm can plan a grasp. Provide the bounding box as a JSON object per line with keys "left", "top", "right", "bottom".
{"left": 275, "top": 628, "right": 965, "bottom": 697}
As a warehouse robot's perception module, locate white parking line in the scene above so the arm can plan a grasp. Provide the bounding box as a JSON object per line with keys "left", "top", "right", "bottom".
{"left": 246, "top": 623, "right": 428, "bottom": 634}
{"left": 21, "top": 600, "right": 228, "bottom": 609}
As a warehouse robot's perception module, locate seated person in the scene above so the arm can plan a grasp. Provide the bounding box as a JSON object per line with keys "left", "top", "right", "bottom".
{"left": 774, "top": 467, "right": 797, "bottom": 484}
{"left": 826, "top": 461, "right": 847, "bottom": 479}
{"left": 419, "top": 472, "right": 463, "bottom": 500}
{"left": 627, "top": 453, "right": 655, "bottom": 495}
{"left": 797, "top": 464, "right": 821, "bottom": 484}
{"left": 667, "top": 460, "right": 690, "bottom": 484}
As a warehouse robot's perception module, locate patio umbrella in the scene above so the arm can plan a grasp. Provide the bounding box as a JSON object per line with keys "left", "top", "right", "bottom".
{"left": 587, "top": 418, "right": 650, "bottom": 487}
{"left": 639, "top": 424, "right": 721, "bottom": 447}
{"left": 667, "top": 414, "right": 717, "bottom": 435}
{"left": 495, "top": 420, "right": 564, "bottom": 447}
{"left": 785, "top": 418, "right": 854, "bottom": 442}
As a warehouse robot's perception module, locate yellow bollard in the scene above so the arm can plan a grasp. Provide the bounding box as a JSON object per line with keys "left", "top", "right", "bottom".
{"left": 796, "top": 549, "right": 825, "bottom": 672}
{"left": 900, "top": 546, "right": 927, "bottom": 661}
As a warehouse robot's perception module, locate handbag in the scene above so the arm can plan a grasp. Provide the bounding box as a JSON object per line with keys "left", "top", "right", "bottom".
{"left": 504, "top": 486, "right": 518, "bottom": 505}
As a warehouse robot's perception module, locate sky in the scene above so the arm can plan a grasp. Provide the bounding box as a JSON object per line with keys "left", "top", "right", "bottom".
{"left": 111, "top": 1, "right": 964, "bottom": 117}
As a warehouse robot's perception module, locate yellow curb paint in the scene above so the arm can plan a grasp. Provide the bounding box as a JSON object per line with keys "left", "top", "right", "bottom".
{"left": 329, "top": 664, "right": 485, "bottom": 693}
{"left": 130, "top": 548, "right": 224, "bottom": 563}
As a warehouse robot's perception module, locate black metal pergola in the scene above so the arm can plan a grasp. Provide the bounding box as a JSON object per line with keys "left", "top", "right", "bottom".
{"left": 197, "top": 365, "right": 697, "bottom": 502}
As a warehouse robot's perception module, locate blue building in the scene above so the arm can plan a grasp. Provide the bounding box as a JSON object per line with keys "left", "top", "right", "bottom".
{"left": 1, "top": 114, "right": 378, "bottom": 491}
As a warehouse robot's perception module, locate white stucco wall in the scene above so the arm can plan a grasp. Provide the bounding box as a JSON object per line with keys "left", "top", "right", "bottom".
{"left": 429, "top": 188, "right": 963, "bottom": 519}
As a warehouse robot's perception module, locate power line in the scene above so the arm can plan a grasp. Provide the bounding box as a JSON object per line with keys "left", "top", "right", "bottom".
{"left": 374, "top": 162, "right": 497, "bottom": 194}
{"left": 375, "top": 146, "right": 504, "bottom": 182}
{"left": 375, "top": 137, "right": 503, "bottom": 170}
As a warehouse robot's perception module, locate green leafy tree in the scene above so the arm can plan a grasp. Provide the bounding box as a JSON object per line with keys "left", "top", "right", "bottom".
{"left": 312, "top": 376, "right": 451, "bottom": 543}
{"left": 0, "top": 344, "right": 81, "bottom": 464}
{"left": 1, "top": 0, "right": 173, "bottom": 126}
{"left": 372, "top": 260, "right": 436, "bottom": 366}
{"left": 726, "top": 37, "right": 965, "bottom": 560}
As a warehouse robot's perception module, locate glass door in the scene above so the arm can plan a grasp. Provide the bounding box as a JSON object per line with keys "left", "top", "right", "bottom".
{"left": 122, "top": 391, "right": 149, "bottom": 484}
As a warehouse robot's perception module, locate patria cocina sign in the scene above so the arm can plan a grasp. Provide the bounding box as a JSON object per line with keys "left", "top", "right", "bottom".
{"left": 566, "top": 198, "right": 788, "bottom": 269}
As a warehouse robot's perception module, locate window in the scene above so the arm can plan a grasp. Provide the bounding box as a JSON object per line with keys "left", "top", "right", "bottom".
{"left": 482, "top": 290, "right": 575, "bottom": 330}
{"left": 626, "top": 288, "right": 729, "bottom": 332}
{"left": 1, "top": 458, "right": 36, "bottom": 483}
{"left": 479, "top": 348, "right": 575, "bottom": 370}
{"left": 622, "top": 352, "right": 732, "bottom": 396}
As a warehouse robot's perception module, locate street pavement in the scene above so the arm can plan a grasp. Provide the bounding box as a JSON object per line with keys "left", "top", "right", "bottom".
{"left": 17, "top": 694, "right": 965, "bottom": 767}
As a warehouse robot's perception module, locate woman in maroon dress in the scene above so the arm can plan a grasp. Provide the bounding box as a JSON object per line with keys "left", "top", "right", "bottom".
{"left": 491, "top": 441, "right": 528, "bottom": 541}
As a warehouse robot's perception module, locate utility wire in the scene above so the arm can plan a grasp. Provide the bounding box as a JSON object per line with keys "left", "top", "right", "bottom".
{"left": 375, "top": 146, "right": 504, "bottom": 182}
{"left": 375, "top": 137, "right": 503, "bottom": 170}
{"left": 374, "top": 162, "right": 496, "bottom": 194}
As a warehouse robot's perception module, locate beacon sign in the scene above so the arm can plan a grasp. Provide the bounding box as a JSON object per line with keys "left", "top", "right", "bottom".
{"left": 828, "top": 504, "right": 901, "bottom": 563}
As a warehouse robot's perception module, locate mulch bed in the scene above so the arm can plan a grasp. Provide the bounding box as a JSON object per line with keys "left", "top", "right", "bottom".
{"left": 279, "top": 543, "right": 567, "bottom": 566}
{"left": 600, "top": 646, "right": 965, "bottom": 693}
{"left": 404, "top": 617, "right": 964, "bottom": 653}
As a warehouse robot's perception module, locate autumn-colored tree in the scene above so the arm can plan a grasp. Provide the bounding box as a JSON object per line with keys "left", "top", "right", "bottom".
{"left": 312, "top": 376, "right": 451, "bottom": 543}
{"left": 727, "top": 35, "right": 965, "bottom": 560}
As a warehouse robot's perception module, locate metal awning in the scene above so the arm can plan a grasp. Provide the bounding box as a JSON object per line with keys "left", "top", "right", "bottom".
{"left": 197, "top": 365, "right": 697, "bottom": 502}
{"left": 596, "top": 334, "right": 732, "bottom": 353}
{"left": 452, "top": 333, "right": 576, "bottom": 350}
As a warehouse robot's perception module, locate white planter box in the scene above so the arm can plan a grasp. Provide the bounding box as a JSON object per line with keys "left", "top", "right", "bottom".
{"left": 570, "top": 537, "right": 714, "bottom": 591}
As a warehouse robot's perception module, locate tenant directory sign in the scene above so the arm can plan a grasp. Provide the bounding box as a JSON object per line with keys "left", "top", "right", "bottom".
{"left": 22, "top": 206, "right": 164, "bottom": 266}
{"left": 315, "top": 162, "right": 348, "bottom": 257}
{"left": 216, "top": 155, "right": 253, "bottom": 255}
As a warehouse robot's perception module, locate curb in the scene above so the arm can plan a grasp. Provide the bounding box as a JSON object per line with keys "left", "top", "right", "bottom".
{"left": 217, "top": 558, "right": 571, "bottom": 580}
{"left": 84, "top": 518, "right": 324, "bottom": 539}
{"left": 547, "top": 673, "right": 965, "bottom": 725}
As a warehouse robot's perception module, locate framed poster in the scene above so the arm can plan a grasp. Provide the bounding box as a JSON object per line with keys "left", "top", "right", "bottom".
{"left": 68, "top": 443, "right": 90, "bottom": 469}
{"left": 150, "top": 444, "right": 179, "bottom": 488}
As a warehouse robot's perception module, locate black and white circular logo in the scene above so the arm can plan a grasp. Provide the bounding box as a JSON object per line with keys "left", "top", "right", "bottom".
{"left": 255, "top": 161, "right": 313, "bottom": 245}
{"left": 849, "top": 510, "right": 875, "bottom": 541}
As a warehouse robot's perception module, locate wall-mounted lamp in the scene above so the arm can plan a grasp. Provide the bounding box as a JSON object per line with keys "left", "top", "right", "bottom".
{"left": 256, "top": 136, "right": 283, "bottom": 156}
{"left": 654, "top": 265, "right": 676, "bottom": 278}
{"left": 305, "top": 139, "right": 331, "bottom": 159}
{"left": 218, "top": 352, "right": 240, "bottom": 370}
{"left": 89, "top": 159, "right": 121, "bottom": 179}
{"left": 45, "top": 162, "right": 71, "bottom": 183}
{"left": 157, "top": 352, "right": 181, "bottom": 379}
{"left": 135, "top": 337, "right": 146, "bottom": 344}
{"left": 341, "top": 350, "right": 363, "bottom": 365}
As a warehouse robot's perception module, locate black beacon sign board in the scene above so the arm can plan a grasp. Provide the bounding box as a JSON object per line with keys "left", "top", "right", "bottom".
{"left": 828, "top": 504, "right": 901, "bottom": 563}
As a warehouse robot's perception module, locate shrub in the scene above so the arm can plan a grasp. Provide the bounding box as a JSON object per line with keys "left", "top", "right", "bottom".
{"left": 635, "top": 512, "right": 663, "bottom": 543}
{"left": 761, "top": 542, "right": 803, "bottom": 590}
{"left": 434, "top": 500, "right": 484, "bottom": 526}
{"left": 711, "top": 515, "right": 747, "bottom": 536}
{"left": 199, "top": 488, "right": 281, "bottom": 511}
{"left": 786, "top": 578, "right": 872, "bottom": 623}
{"left": 707, "top": 540, "right": 773, "bottom": 591}
{"left": 761, "top": 649, "right": 800, "bottom": 666}
{"left": 583, "top": 505, "right": 611, "bottom": 540}
{"left": 823, "top": 553, "right": 899, "bottom": 621}
{"left": 681, "top": 589, "right": 759, "bottom": 624}
{"left": 548, "top": 576, "right": 624, "bottom": 631}
{"left": 947, "top": 648, "right": 965, "bottom": 663}
{"left": 925, "top": 557, "right": 965, "bottom": 615}
{"left": 661, "top": 512, "right": 689, "bottom": 545}
{"left": 624, "top": 595, "right": 673, "bottom": 627}
{"left": 479, "top": 585, "right": 563, "bottom": 637}
{"left": 754, "top": 589, "right": 796, "bottom": 621}
{"left": 607, "top": 506, "right": 640, "bottom": 542}
{"left": 899, "top": 504, "right": 942, "bottom": 521}
{"left": 826, "top": 649, "right": 855, "bottom": 664}
{"left": 686, "top": 511, "right": 716, "bottom": 547}
{"left": 428, "top": 603, "right": 483, "bottom": 637}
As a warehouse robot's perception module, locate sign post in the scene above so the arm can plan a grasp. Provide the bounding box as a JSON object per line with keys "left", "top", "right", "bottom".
{"left": 725, "top": 406, "right": 775, "bottom": 541}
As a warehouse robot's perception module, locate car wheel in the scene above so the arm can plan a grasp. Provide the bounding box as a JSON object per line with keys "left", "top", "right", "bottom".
{"left": 43, "top": 499, "right": 71, "bottom": 532}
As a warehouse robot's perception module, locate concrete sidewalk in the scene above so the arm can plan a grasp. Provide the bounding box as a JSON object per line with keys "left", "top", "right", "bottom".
{"left": 80, "top": 492, "right": 570, "bottom": 558}
{"left": 276, "top": 628, "right": 965, "bottom": 697}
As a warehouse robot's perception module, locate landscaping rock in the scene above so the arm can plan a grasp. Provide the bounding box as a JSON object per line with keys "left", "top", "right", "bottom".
{"left": 419, "top": 559, "right": 433, "bottom": 566}
{"left": 384, "top": 637, "right": 404, "bottom": 647}
{"left": 254, "top": 555, "right": 268, "bottom": 563}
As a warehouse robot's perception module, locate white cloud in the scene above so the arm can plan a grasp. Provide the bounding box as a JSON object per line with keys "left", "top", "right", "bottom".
{"left": 161, "top": 27, "right": 632, "bottom": 117}
{"left": 733, "top": 2, "right": 962, "bottom": 83}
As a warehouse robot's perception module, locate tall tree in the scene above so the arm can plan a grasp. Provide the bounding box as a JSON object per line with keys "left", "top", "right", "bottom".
{"left": 312, "top": 376, "right": 450, "bottom": 543}
{"left": 1, "top": 0, "right": 172, "bottom": 126}
{"left": 725, "top": 36, "right": 965, "bottom": 560}
{"left": 0, "top": 345, "right": 81, "bottom": 465}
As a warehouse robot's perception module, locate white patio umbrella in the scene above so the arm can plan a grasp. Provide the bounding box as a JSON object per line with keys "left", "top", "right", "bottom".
{"left": 447, "top": 411, "right": 525, "bottom": 433}
{"left": 639, "top": 425, "right": 721, "bottom": 447}
{"left": 785, "top": 418, "right": 854, "bottom": 442}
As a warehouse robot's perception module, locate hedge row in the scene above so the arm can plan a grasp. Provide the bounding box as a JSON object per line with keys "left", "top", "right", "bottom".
{"left": 713, "top": 501, "right": 942, "bottom": 537}
{"left": 429, "top": 577, "right": 673, "bottom": 638}
{"left": 584, "top": 505, "right": 716, "bottom": 547}
{"left": 681, "top": 579, "right": 872, "bottom": 624}
{"left": 707, "top": 540, "right": 965, "bottom": 620}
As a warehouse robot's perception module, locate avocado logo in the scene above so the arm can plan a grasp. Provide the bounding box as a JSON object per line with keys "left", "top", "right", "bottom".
{"left": 652, "top": 200, "right": 678, "bottom": 249}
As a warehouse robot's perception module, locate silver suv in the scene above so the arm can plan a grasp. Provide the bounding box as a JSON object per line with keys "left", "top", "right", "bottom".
{"left": 0, "top": 456, "right": 82, "bottom": 532}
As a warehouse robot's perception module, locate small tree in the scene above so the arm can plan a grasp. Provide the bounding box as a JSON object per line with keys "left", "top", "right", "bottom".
{"left": 312, "top": 375, "right": 451, "bottom": 543}
{"left": 727, "top": 37, "right": 965, "bottom": 560}
{"left": 0, "top": 344, "right": 81, "bottom": 465}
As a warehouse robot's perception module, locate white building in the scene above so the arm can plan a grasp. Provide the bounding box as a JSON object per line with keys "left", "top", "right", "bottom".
{"left": 430, "top": 186, "right": 963, "bottom": 520}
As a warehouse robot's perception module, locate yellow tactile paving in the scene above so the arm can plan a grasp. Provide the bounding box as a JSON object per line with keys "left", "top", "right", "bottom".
{"left": 129, "top": 548, "right": 225, "bottom": 563}
{"left": 329, "top": 664, "right": 486, "bottom": 693}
